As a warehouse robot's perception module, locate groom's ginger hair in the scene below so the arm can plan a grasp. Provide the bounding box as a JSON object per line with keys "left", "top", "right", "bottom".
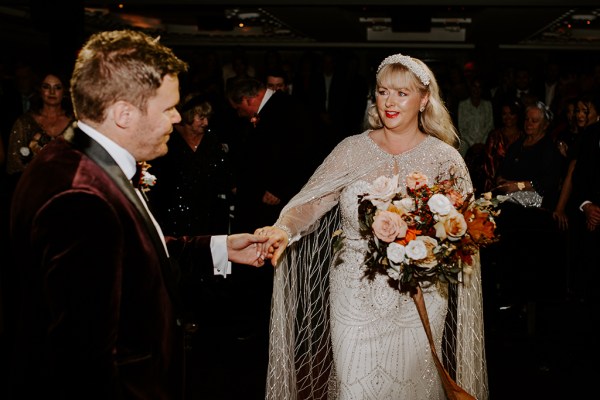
{"left": 70, "top": 29, "right": 188, "bottom": 123}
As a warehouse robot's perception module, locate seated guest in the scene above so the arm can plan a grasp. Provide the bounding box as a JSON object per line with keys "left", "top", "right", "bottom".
{"left": 493, "top": 101, "right": 564, "bottom": 313}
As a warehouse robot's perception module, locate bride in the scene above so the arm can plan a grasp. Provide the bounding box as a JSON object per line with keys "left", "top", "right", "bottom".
{"left": 257, "top": 53, "right": 488, "bottom": 400}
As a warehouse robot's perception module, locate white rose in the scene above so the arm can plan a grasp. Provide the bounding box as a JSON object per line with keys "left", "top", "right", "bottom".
{"left": 405, "top": 239, "right": 427, "bottom": 260}
{"left": 387, "top": 242, "right": 406, "bottom": 264}
{"left": 428, "top": 193, "right": 454, "bottom": 216}
{"left": 141, "top": 172, "right": 157, "bottom": 186}
{"left": 364, "top": 175, "right": 400, "bottom": 209}
{"left": 394, "top": 197, "right": 415, "bottom": 213}
{"left": 414, "top": 236, "right": 439, "bottom": 269}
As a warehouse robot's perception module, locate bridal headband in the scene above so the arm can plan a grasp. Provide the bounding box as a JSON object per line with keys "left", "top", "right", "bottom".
{"left": 377, "top": 53, "right": 431, "bottom": 86}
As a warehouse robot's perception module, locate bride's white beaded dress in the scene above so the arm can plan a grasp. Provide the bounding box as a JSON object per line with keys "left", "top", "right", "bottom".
{"left": 266, "top": 132, "right": 488, "bottom": 399}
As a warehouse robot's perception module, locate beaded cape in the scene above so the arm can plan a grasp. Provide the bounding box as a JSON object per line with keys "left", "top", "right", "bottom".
{"left": 266, "top": 131, "right": 488, "bottom": 399}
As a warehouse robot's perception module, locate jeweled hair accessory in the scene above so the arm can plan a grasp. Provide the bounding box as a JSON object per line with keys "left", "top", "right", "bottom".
{"left": 377, "top": 54, "right": 431, "bottom": 86}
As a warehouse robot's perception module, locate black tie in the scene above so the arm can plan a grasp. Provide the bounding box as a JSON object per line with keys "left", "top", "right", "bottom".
{"left": 132, "top": 162, "right": 143, "bottom": 188}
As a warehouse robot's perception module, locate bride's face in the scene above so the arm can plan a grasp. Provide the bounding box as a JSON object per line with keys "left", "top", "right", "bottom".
{"left": 375, "top": 80, "right": 423, "bottom": 130}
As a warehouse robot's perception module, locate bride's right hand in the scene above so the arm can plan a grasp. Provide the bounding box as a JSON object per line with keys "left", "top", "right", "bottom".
{"left": 254, "top": 226, "right": 289, "bottom": 267}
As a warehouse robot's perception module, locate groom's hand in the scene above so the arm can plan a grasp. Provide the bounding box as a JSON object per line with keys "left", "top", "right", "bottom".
{"left": 226, "top": 233, "right": 270, "bottom": 267}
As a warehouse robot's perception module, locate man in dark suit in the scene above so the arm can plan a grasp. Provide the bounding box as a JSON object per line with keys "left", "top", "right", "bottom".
{"left": 571, "top": 106, "right": 600, "bottom": 304}
{"left": 570, "top": 97, "right": 600, "bottom": 394}
{"left": 225, "top": 78, "right": 317, "bottom": 234}
{"left": 6, "top": 30, "right": 271, "bottom": 400}
{"left": 224, "top": 77, "right": 318, "bottom": 395}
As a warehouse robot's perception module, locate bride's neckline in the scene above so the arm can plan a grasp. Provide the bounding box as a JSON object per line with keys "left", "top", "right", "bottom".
{"left": 366, "top": 130, "right": 430, "bottom": 156}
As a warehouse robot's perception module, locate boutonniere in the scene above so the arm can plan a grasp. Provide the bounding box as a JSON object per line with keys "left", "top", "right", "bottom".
{"left": 250, "top": 113, "right": 260, "bottom": 128}
{"left": 137, "top": 161, "right": 157, "bottom": 193}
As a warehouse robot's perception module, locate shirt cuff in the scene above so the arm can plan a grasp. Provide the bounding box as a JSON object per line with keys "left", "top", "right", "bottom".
{"left": 580, "top": 200, "right": 592, "bottom": 212}
{"left": 210, "top": 235, "right": 231, "bottom": 276}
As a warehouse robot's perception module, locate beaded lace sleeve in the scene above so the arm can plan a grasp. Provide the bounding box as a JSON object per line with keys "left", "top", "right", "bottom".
{"left": 272, "top": 134, "right": 381, "bottom": 244}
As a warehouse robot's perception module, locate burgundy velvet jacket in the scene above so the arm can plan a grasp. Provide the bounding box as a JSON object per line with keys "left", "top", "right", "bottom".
{"left": 9, "top": 127, "right": 216, "bottom": 399}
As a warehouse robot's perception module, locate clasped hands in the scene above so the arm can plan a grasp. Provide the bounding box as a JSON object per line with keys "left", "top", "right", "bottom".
{"left": 254, "top": 226, "right": 289, "bottom": 267}
{"left": 227, "top": 226, "right": 288, "bottom": 267}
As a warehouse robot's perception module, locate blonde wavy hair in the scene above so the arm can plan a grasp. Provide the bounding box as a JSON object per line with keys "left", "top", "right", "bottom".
{"left": 367, "top": 59, "right": 460, "bottom": 148}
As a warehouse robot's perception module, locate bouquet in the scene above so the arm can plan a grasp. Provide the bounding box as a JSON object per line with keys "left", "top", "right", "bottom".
{"left": 347, "top": 169, "right": 501, "bottom": 295}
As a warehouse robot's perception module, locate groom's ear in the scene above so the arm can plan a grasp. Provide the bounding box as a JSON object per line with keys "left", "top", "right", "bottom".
{"left": 111, "top": 101, "right": 137, "bottom": 129}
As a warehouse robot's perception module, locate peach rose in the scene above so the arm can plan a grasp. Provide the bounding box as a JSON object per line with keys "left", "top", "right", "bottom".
{"left": 371, "top": 210, "right": 408, "bottom": 243}
{"left": 435, "top": 210, "right": 467, "bottom": 241}
{"left": 406, "top": 171, "right": 428, "bottom": 190}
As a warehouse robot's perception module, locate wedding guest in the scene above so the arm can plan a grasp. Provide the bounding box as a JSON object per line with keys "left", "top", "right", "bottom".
{"left": 483, "top": 100, "right": 524, "bottom": 192}
{"left": 563, "top": 94, "right": 600, "bottom": 303}
{"left": 572, "top": 94, "right": 600, "bottom": 308}
{"left": 495, "top": 101, "right": 562, "bottom": 210}
{"left": 552, "top": 97, "right": 581, "bottom": 231}
{"left": 540, "top": 61, "right": 561, "bottom": 114}
{"left": 570, "top": 129, "right": 600, "bottom": 391}
{"left": 6, "top": 71, "right": 74, "bottom": 177}
{"left": 257, "top": 53, "right": 488, "bottom": 399}
{"left": 457, "top": 77, "right": 494, "bottom": 157}
{"left": 225, "top": 78, "right": 317, "bottom": 236}
{"left": 146, "top": 91, "right": 237, "bottom": 396}
{"left": 224, "top": 77, "right": 318, "bottom": 395}
{"left": 6, "top": 30, "right": 270, "bottom": 400}
{"left": 264, "top": 68, "right": 290, "bottom": 94}
{"left": 148, "top": 93, "right": 235, "bottom": 237}
{"left": 493, "top": 101, "right": 564, "bottom": 321}
{"left": 513, "top": 65, "right": 542, "bottom": 106}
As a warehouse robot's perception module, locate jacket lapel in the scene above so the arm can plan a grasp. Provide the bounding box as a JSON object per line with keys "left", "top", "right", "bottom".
{"left": 67, "top": 126, "right": 183, "bottom": 314}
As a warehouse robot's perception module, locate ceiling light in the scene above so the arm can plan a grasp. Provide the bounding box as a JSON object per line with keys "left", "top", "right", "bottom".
{"left": 571, "top": 14, "right": 596, "bottom": 21}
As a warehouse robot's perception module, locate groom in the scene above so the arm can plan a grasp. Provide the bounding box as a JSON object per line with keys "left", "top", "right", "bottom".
{"left": 6, "top": 30, "right": 272, "bottom": 400}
